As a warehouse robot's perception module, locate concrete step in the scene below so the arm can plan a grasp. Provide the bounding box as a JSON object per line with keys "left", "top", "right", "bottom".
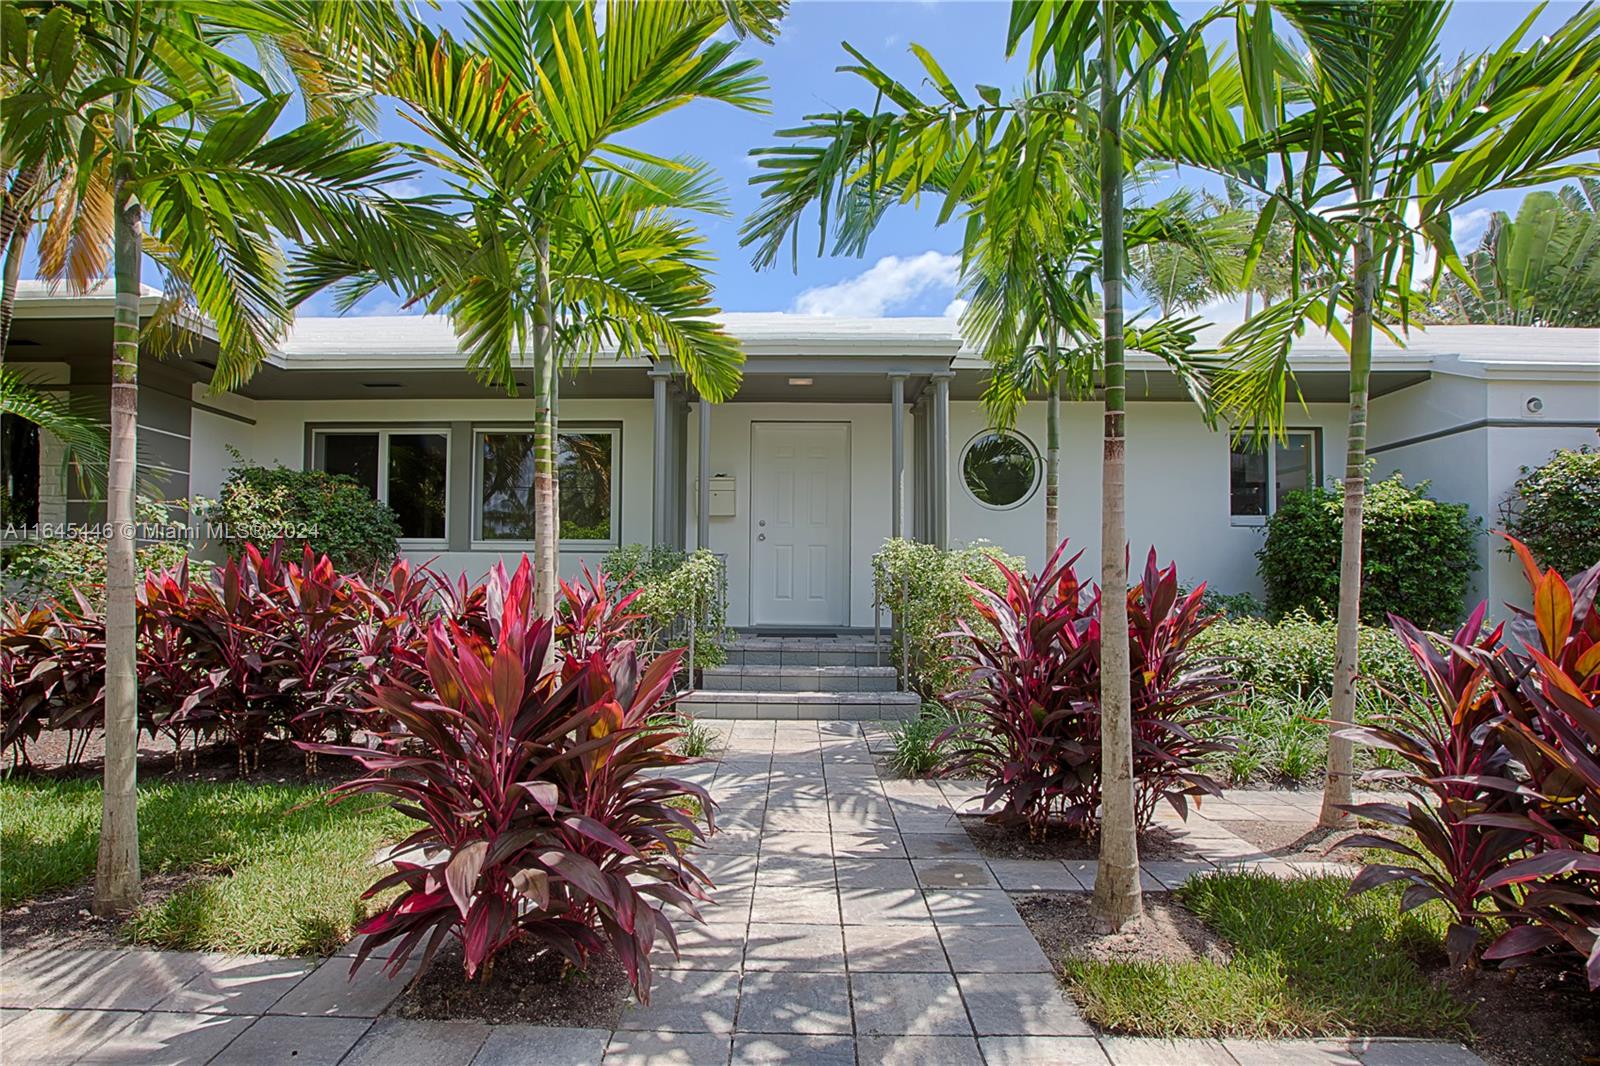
{"left": 724, "top": 637, "right": 887, "bottom": 669}
{"left": 679, "top": 688, "right": 920, "bottom": 721}
{"left": 701, "top": 665, "right": 899, "bottom": 693}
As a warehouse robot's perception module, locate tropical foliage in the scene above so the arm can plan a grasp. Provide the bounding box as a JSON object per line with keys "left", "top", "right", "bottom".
{"left": 602, "top": 545, "right": 729, "bottom": 670}
{"left": 308, "top": 558, "right": 712, "bottom": 1000}
{"left": 1342, "top": 536, "right": 1600, "bottom": 988}
{"left": 941, "top": 544, "right": 1234, "bottom": 837}
{"left": 1422, "top": 182, "right": 1600, "bottom": 327}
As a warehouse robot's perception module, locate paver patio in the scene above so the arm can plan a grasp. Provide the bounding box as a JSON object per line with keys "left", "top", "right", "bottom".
{"left": 0, "top": 720, "right": 1487, "bottom": 1065}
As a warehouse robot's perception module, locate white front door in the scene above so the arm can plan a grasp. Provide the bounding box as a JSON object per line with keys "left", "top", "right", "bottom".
{"left": 750, "top": 422, "right": 850, "bottom": 627}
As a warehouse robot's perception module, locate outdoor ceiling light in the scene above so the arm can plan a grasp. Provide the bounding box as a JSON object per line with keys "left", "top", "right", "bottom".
{"left": 788, "top": 377, "right": 814, "bottom": 386}
{"left": 364, "top": 382, "right": 403, "bottom": 389}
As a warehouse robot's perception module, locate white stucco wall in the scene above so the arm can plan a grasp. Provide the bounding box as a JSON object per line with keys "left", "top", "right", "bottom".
{"left": 946, "top": 399, "right": 1348, "bottom": 597}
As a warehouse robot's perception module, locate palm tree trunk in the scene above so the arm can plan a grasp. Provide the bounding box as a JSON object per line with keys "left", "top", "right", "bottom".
{"left": 1, "top": 160, "right": 44, "bottom": 357}
{"left": 94, "top": 108, "right": 142, "bottom": 916}
{"left": 1092, "top": 0, "right": 1141, "bottom": 931}
{"left": 1318, "top": 224, "right": 1374, "bottom": 828}
{"left": 531, "top": 218, "right": 558, "bottom": 626}
{"left": 1044, "top": 326, "right": 1061, "bottom": 553}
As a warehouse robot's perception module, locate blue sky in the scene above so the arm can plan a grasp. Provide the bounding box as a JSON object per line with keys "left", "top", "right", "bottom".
{"left": 54, "top": 1, "right": 1589, "bottom": 323}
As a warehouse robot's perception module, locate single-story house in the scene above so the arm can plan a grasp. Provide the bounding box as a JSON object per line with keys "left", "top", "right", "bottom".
{"left": 5, "top": 283, "right": 1597, "bottom": 631}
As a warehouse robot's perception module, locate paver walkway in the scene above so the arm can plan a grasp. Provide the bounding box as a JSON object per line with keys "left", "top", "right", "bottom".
{"left": 1, "top": 720, "right": 1488, "bottom": 1066}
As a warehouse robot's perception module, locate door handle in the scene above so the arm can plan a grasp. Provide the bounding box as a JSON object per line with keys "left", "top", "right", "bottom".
{"left": 758, "top": 533, "right": 766, "bottom": 541}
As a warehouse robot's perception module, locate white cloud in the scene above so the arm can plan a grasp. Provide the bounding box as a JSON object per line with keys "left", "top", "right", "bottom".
{"left": 1451, "top": 207, "right": 1494, "bottom": 249}
{"left": 1192, "top": 293, "right": 1251, "bottom": 325}
{"left": 942, "top": 296, "right": 968, "bottom": 319}
{"left": 791, "top": 251, "right": 961, "bottom": 316}
{"left": 347, "top": 295, "right": 420, "bottom": 317}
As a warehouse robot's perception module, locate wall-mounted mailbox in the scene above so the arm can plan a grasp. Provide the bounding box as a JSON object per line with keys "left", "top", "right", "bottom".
{"left": 708, "top": 475, "right": 737, "bottom": 517}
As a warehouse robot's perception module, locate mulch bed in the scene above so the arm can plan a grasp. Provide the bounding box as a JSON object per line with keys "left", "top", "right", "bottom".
{"left": 389, "top": 940, "right": 633, "bottom": 1028}
{"left": 6, "top": 731, "right": 365, "bottom": 787}
{"left": 959, "top": 815, "right": 1206, "bottom": 862}
{"left": 1212, "top": 819, "right": 1370, "bottom": 865}
{"left": 1442, "top": 964, "right": 1600, "bottom": 1066}
{"left": 1015, "top": 891, "right": 1231, "bottom": 967}
{"left": 0, "top": 871, "right": 212, "bottom": 953}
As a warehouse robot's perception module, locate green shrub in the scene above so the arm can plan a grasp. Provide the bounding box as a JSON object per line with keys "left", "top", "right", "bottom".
{"left": 887, "top": 704, "right": 957, "bottom": 777}
{"left": 1195, "top": 611, "right": 1416, "bottom": 701}
{"left": 1500, "top": 444, "right": 1600, "bottom": 575}
{"left": 2, "top": 497, "right": 189, "bottom": 607}
{"left": 200, "top": 461, "right": 401, "bottom": 574}
{"left": 871, "top": 538, "right": 1025, "bottom": 698}
{"left": 603, "top": 544, "right": 727, "bottom": 669}
{"left": 1256, "top": 472, "right": 1480, "bottom": 630}
{"left": 1197, "top": 588, "right": 1266, "bottom": 620}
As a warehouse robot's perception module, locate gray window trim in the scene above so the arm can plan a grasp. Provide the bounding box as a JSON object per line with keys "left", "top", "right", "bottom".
{"left": 471, "top": 421, "right": 623, "bottom": 552}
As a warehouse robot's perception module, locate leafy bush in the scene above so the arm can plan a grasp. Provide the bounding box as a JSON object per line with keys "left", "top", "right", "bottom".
{"left": 201, "top": 461, "right": 401, "bottom": 574}
{"left": 603, "top": 545, "right": 727, "bottom": 670}
{"left": 1344, "top": 536, "right": 1600, "bottom": 987}
{"left": 1501, "top": 444, "right": 1600, "bottom": 576}
{"left": 1197, "top": 588, "right": 1266, "bottom": 620}
{"left": 887, "top": 704, "right": 957, "bottom": 778}
{"left": 2, "top": 497, "right": 189, "bottom": 607}
{"left": 942, "top": 545, "right": 1234, "bottom": 836}
{"left": 309, "top": 558, "right": 711, "bottom": 1000}
{"left": 1256, "top": 472, "right": 1480, "bottom": 630}
{"left": 1196, "top": 612, "right": 1417, "bottom": 701}
{"left": 872, "top": 538, "right": 1026, "bottom": 699}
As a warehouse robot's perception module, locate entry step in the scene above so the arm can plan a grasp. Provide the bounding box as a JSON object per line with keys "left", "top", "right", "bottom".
{"left": 724, "top": 637, "right": 887, "bottom": 669}
{"left": 701, "top": 665, "right": 899, "bottom": 693}
{"left": 679, "top": 689, "right": 920, "bottom": 721}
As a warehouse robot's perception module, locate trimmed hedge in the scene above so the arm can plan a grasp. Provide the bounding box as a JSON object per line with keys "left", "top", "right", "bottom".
{"left": 202, "top": 463, "right": 401, "bottom": 574}
{"left": 1195, "top": 611, "right": 1417, "bottom": 702}
{"left": 1256, "top": 472, "right": 1480, "bottom": 630}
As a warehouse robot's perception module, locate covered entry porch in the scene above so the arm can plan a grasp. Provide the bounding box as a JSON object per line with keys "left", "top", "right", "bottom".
{"left": 652, "top": 330, "right": 959, "bottom": 631}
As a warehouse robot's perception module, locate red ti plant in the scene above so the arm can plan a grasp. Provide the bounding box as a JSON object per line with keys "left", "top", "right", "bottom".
{"left": 1337, "top": 603, "right": 1524, "bottom": 966}
{"left": 1126, "top": 549, "right": 1237, "bottom": 825}
{"left": 135, "top": 562, "right": 207, "bottom": 765}
{"left": 1, "top": 603, "right": 72, "bottom": 765}
{"left": 1477, "top": 538, "right": 1600, "bottom": 987}
{"left": 264, "top": 545, "right": 366, "bottom": 773}
{"left": 307, "top": 556, "right": 713, "bottom": 1000}
{"left": 557, "top": 565, "right": 645, "bottom": 664}
{"left": 941, "top": 544, "right": 1101, "bottom": 838}
{"left": 941, "top": 543, "right": 1233, "bottom": 838}
{"left": 352, "top": 557, "right": 441, "bottom": 691}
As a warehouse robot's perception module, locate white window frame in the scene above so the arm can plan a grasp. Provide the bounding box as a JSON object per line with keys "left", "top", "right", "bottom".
{"left": 311, "top": 427, "right": 452, "bottom": 548}
{"left": 471, "top": 423, "right": 622, "bottom": 551}
{"left": 1230, "top": 427, "right": 1320, "bottom": 526}
{"left": 960, "top": 429, "right": 1041, "bottom": 511}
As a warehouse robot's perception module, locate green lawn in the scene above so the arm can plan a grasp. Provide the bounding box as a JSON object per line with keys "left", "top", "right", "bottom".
{"left": 1061, "top": 871, "right": 1471, "bottom": 1040}
{"left": 2, "top": 778, "right": 408, "bottom": 955}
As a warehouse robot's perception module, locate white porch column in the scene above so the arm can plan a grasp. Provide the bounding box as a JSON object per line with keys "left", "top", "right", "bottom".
{"left": 697, "top": 398, "right": 712, "bottom": 550}
{"left": 650, "top": 366, "right": 671, "bottom": 546}
{"left": 931, "top": 369, "right": 953, "bottom": 548}
{"left": 889, "top": 373, "right": 906, "bottom": 540}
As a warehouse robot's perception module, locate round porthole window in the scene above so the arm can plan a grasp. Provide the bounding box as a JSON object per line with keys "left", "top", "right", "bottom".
{"left": 961, "top": 431, "right": 1040, "bottom": 509}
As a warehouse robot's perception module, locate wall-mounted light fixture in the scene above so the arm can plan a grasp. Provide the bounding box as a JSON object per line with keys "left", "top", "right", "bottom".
{"left": 788, "top": 377, "right": 814, "bottom": 386}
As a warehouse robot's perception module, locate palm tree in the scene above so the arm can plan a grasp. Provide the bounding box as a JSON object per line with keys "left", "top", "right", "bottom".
{"left": 298, "top": 1, "right": 780, "bottom": 621}
{"left": 1181, "top": 0, "right": 1600, "bottom": 826}
{"left": 743, "top": 0, "right": 1213, "bottom": 927}
{"left": 2, "top": 0, "right": 423, "bottom": 913}
{"left": 1423, "top": 180, "right": 1600, "bottom": 327}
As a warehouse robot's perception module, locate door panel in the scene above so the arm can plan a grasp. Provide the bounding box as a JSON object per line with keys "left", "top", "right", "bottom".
{"left": 751, "top": 422, "right": 850, "bottom": 626}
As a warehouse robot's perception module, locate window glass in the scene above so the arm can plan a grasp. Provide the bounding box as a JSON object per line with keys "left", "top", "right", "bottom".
{"left": 1275, "top": 433, "right": 1316, "bottom": 508}
{"left": 387, "top": 433, "right": 448, "bottom": 540}
{"left": 477, "top": 429, "right": 616, "bottom": 543}
{"left": 479, "top": 432, "right": 537, "bottom": 540}
{"left": 317, "top": 433, "right": 379, "bottom": 497}
{"left": 1230, "top": 447, "right": 1268, "bottom": 516}
{"left": 962, "top": 431, "right": 1038, "bottom": 508}
{"left": 559, "top": 431, "right": 614, "bottom": 541}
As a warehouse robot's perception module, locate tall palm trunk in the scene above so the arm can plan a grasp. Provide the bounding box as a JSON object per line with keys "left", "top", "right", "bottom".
{"left": 1, "top": 160, "right": 44, "bottom": 357}
{"left": 95, "top": 98, "right": 142, "bottom": 915}
{"left": 1318, "top": 223, "right": 1375, "bottom": 828}
{"left": 530, "top": 218, "right": 558, "bottom": 626}
{"left": 1092, "top": 1, "right": 1140, "bottom": 931}
{"left": 1043, "top": 369, "right": 1056, "bottom": 547}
